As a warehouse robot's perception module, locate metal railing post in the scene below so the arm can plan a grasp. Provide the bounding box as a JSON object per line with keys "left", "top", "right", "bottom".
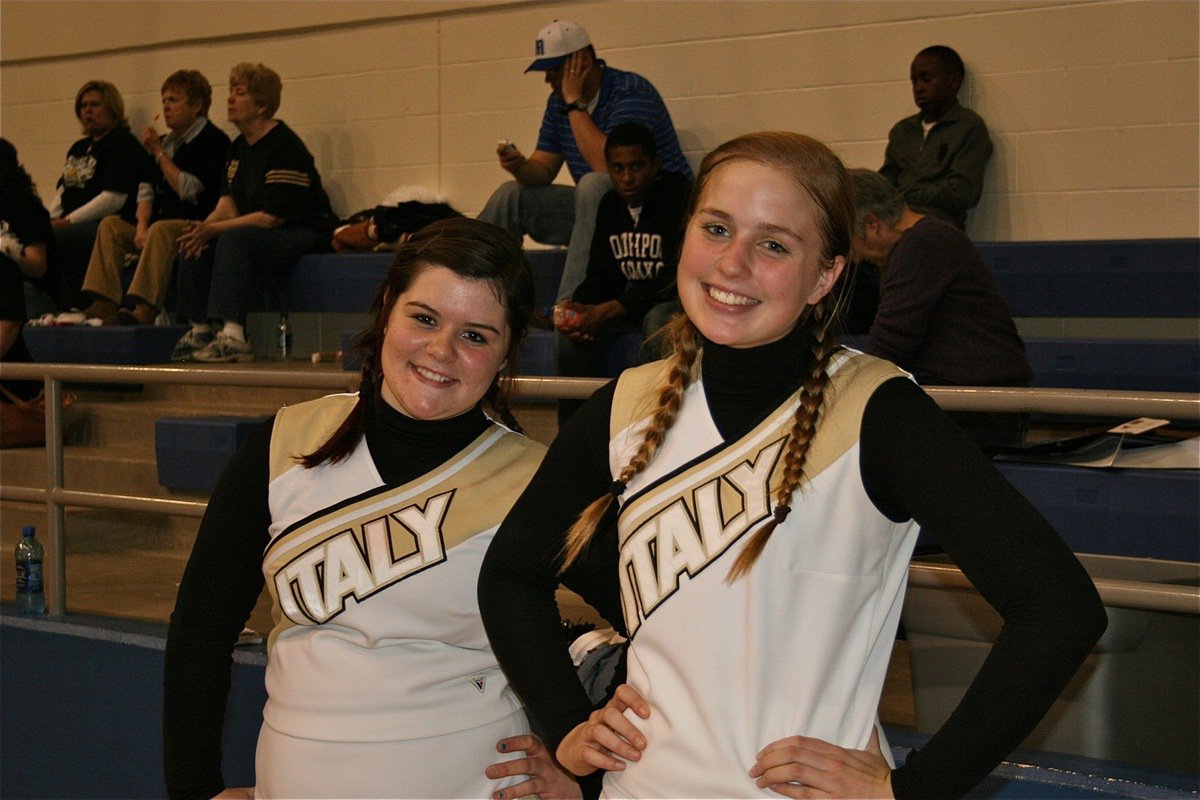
{"left": 43, "top": 375, "right": 67, "bottom": 616}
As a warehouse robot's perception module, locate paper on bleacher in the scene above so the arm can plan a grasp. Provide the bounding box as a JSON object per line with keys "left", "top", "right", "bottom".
{"left": 994, "top": 431, "right": 1199, "bottom": 469}
{"left": 1108, "top": 435, "right": 1199, "bottom": 469}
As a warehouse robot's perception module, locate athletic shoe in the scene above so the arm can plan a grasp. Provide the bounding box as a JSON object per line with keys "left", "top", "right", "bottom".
{"left": 171, "top": 328, "right": 214, "bottom": 361}
{"left": 192, "top": 331, "right": 254, "bottom": 363}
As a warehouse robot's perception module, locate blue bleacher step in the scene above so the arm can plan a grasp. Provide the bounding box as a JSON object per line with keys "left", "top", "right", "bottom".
{"left": 995, "top": 461, "right": 1200, "bottom": 562}
{"left": 155, "top": 415, "right": 270, "bottom": 491}
{"left": 257, "top": 248, "right": 566, "bottom": 317}
{"left": 979, "top": 238, "right": 1199, "bottom": 318}
{"left": 23, "top": 324, "right": 189, "bottom": 365}
{"left": 841, "top": 335, "right": 1199, "bottom": 393}
{"left": 1024, "top": 337, "right": 1200, "bottom": 393}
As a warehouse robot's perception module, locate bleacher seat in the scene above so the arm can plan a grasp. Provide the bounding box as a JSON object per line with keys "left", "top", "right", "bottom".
{"left": 978, "top": 238, "right": 1199, "bottom": 318}
{"left": 259, "top": 248, "right": 567, "bottom": 318}
{"left": 517, "top": 328, "right": 644, "bottom": 380}
{"left": 23, "top": 324, "right": 189, "bottom": 365}
{"left": 841, "top": 335, "right": 1200, "bottom": 393}
{"left": 155, "top": 415, "right": 269, "bottom": 491}
{"left": 995, "top": 461, "right": 1200, "bottom": 562}
{"left": 517, "top": 329, "right": 556, "bottom": 377}
{"left": 840, "top": 237, "right": 1200, "bottom": 393}
{"left": 1023, "top": 337, "right": 1199, "bottom": 393}
{"left": 248, "top": 252, "right": 393, "bottom": 313}
{"left": 28, "top": 240, "right": 1193, "bottom": 380}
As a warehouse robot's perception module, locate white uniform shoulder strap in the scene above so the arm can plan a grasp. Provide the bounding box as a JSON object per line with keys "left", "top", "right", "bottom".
{"left": 269, "top": 393, "right": 360, "bottom": 481}
{"left": 610, "top": 358, "right": 677, "bottom": 441}
{"left": 807, "top": 351, "right": 911, "bottom": 473}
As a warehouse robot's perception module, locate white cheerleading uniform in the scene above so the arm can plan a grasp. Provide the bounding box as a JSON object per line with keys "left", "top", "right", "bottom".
{"left": 257, "top": 393, "right": 544, "bottom": 798}
{"left": 603, "top": 352, "right": 918, "bottom": 799}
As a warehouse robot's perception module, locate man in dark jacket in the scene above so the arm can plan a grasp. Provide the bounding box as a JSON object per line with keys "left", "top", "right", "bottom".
{"left": 851, "top": 167, "right": 1029, "bottom": 449}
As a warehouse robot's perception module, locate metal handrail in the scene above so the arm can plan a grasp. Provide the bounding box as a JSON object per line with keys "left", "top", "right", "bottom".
{"left": 908, "top": 561, "right": 1199, "bottom": 616}
{"left": 3, "top": 362, "right": 1199, "bottom": 412}
{"left": 1, "top": 361, "right": 1197, "bottom": 616}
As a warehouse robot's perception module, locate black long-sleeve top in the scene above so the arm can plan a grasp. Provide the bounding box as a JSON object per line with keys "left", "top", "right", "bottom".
{"left": 163, "top": 390, "right": 490, "bottom": 800}
{"left": 479, "top": 326, "right": 1106, "bottom": 799}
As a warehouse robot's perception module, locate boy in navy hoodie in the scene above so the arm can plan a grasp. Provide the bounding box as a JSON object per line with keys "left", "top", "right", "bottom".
{"left": 554, "top": 123, "right": 691, "bottom": 423}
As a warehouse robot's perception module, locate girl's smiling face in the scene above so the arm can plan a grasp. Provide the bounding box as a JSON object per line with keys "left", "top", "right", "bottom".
{"left": 677, "top": 160, "right": 845, "bottom": 349}
{"left": 379, "top": 265, "right": 510, "bottom": 420}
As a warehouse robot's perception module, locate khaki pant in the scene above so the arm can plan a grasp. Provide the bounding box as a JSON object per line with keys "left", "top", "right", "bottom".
{"left": 82, "top": 216, "right": 189, "bottom": 309}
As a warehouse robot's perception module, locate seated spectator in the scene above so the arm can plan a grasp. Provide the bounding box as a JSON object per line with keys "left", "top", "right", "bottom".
{"left": 850, "top": 167, "right": 1030, "bottom": 449}
{"left": 879, "top": 45, "right": 992, "bottom": 230}
{"left": 554, "top": 123, "right": 690, "bottom": 424}
{"left": 49, "top": 80, "right": 152, "bottom": 311}
{"left": 477, "top": 19, "right": 691, "bottom": 303}
{"left": 172, "top": 63, "right": 335, "bottom": 363}
{"left": 80, "top": 70, "right": 230, "bottom": 325}
{"left": 1, "top": 139, "right": 52, "bottom": 406}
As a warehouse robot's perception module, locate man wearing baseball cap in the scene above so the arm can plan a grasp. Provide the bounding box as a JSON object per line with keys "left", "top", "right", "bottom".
{"left": 478, "top": 19, "right": 691, "bottom": 302}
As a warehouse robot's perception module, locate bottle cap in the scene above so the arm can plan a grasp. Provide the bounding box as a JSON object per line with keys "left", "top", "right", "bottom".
{"left": 21, "top": 526, "right": 35, "bottom": 536}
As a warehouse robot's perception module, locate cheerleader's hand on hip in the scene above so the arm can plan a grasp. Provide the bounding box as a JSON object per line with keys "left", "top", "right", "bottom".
{"left": 556, "top": 683, "right": 650, "bottom": 776}
{"left": 749, "top": 728, "right": 893, "bottom": 798}
{"left": 486, "top": 734, "right": 581, "bottom": 800}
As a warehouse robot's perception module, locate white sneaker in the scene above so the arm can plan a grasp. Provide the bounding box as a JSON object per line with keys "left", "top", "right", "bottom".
{"left": 192, "top": 331, "right": 254, "bottom": 363}
{"left": 171, "top": 328, "right": 213, "bottom": 361}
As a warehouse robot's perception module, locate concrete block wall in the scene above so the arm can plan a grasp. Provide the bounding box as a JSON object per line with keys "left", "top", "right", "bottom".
{"left": 2, "top": 0, "right": 1197, "bottom": 242}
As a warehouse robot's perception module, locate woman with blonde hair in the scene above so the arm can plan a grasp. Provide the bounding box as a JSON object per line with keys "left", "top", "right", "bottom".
{"left": 480, "top": 131, "right": 1105, "bottom": 799}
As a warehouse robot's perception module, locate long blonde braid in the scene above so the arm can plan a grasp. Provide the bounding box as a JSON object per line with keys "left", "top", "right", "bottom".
{"left": 726, "top": 302, "right": 839, "bottom": 581}
{"left": 559, "top": 315, "right": 700, "bottom": 572}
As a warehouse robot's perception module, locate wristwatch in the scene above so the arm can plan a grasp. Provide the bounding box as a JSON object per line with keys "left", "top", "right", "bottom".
{"left": 562, "top": 99, "right": 589, "bottom": 116}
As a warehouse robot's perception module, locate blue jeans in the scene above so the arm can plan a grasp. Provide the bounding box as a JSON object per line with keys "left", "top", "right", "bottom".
{"left": 175, "top": 225, "right": 325, "bottom": 325}
{"left": 476, "top": 172, "right": 612, "bottom": 301}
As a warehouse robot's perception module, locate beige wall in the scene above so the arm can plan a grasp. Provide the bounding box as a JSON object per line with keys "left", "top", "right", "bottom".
{"left": 2, "top": 0, "right": 1196, "bottom": 241}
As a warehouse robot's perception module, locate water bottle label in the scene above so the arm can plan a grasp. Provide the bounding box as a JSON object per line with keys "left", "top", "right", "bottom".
{"left": 16, "top": 560, "right": 43, "bottom": 593}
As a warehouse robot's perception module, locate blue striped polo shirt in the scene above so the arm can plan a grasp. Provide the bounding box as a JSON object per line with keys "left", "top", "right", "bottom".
{"left": 536, "top": 62, "right": 692, "bottom": 183}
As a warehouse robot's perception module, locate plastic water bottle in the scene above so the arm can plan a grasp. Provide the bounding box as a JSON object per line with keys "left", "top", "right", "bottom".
{"left": 15, "top": 526, "right": 46, "bottom": 615}
{"left": 277, "top": 313, "right": 293, "bottom": 360}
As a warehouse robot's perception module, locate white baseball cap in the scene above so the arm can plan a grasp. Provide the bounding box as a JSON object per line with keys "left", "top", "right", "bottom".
{"left": 525, "top": 20, "right": 592, "bottom": 72}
